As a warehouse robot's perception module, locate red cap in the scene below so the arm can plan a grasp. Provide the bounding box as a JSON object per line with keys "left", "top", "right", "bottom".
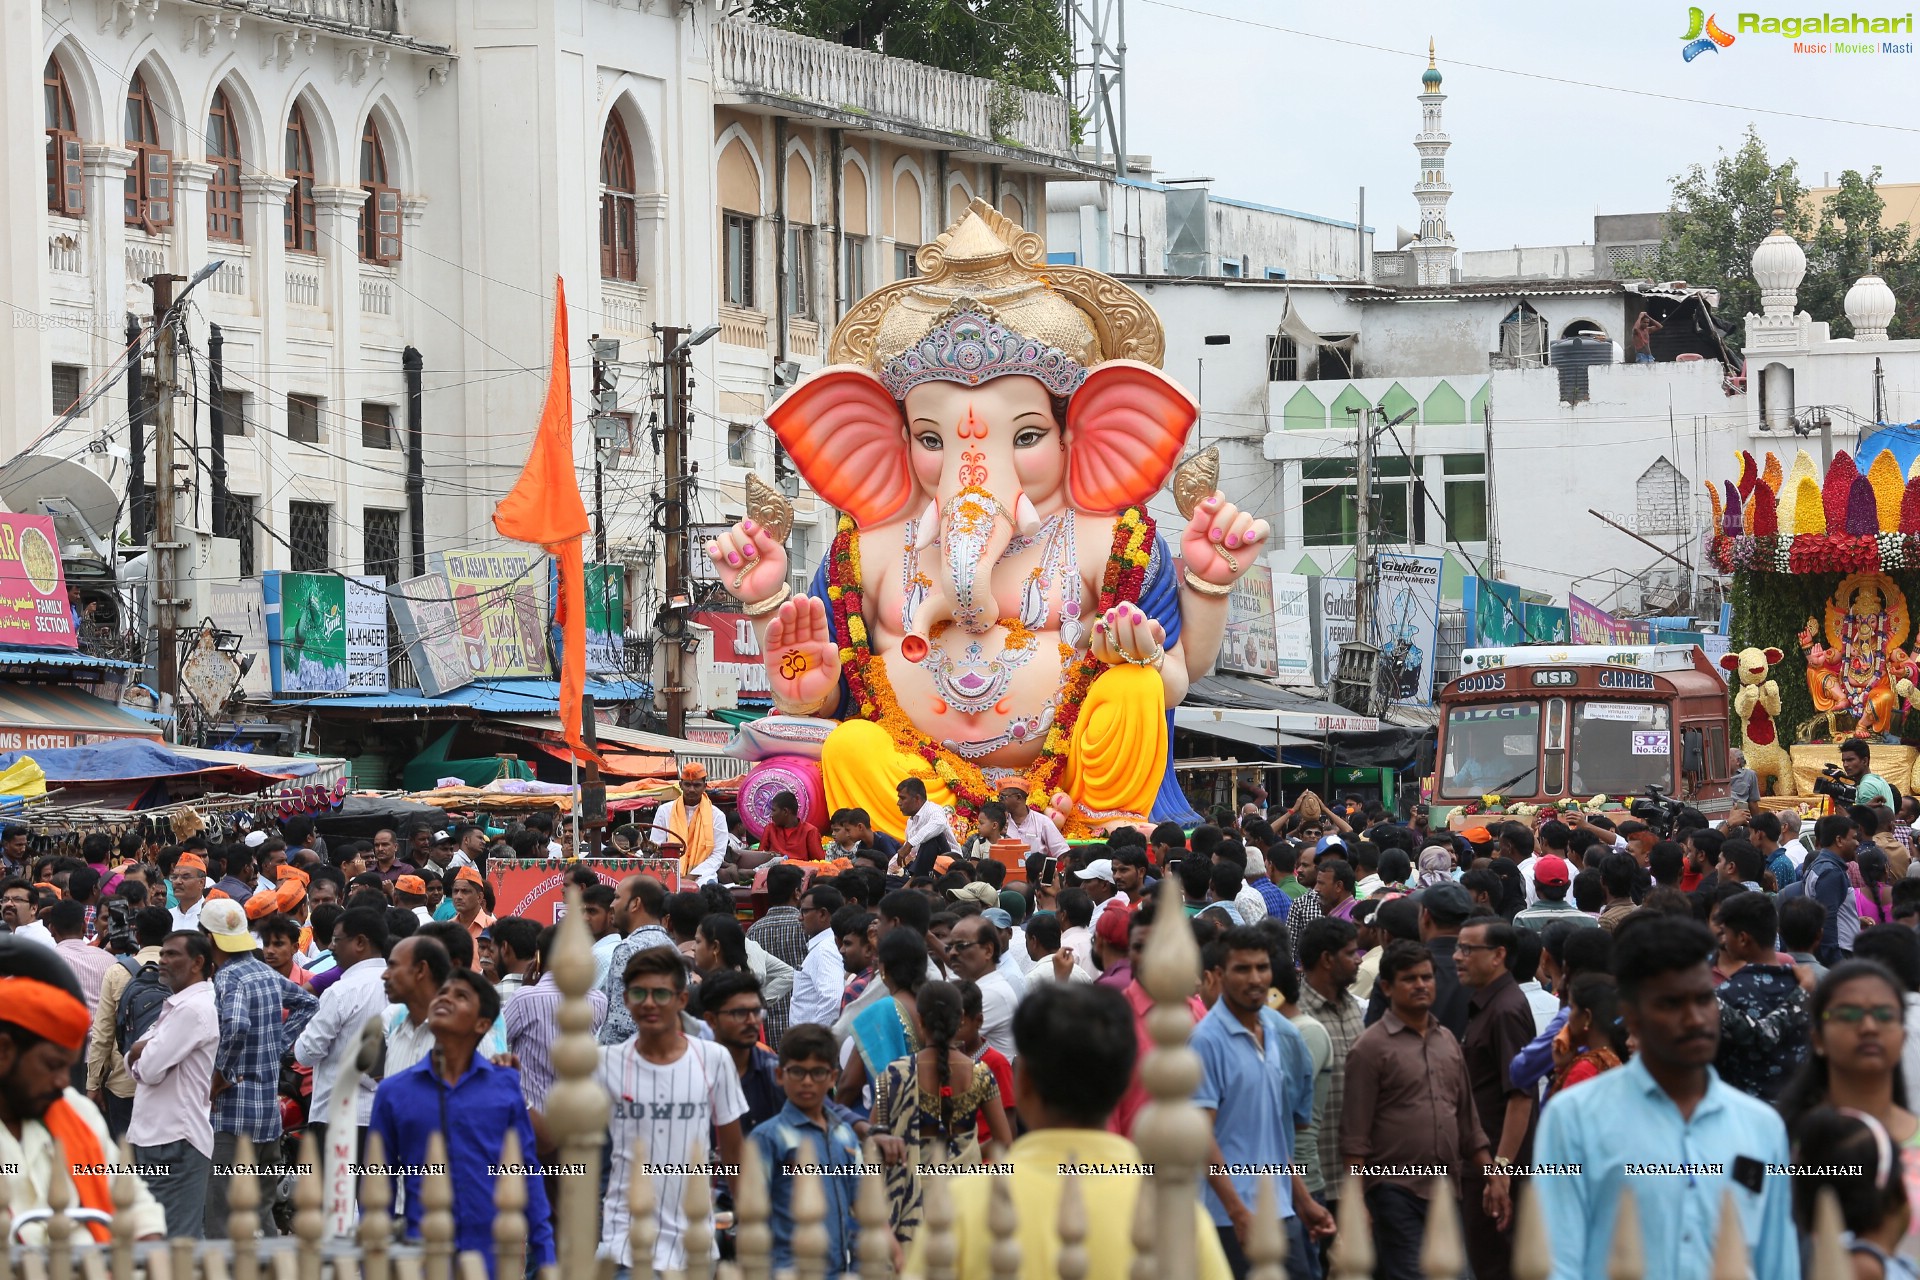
{"left": 1533, "top": 855, "right": 1572, "bottom": 887}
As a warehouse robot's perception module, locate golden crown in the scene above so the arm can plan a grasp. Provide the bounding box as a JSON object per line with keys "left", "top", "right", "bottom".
{"left": 826, "top": 198, "right": 1166, "bottom": 376}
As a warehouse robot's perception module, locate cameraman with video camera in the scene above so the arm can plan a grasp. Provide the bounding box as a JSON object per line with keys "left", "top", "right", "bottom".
{"left": 1835, "top": 738, "right": 1897, "bottom": 810}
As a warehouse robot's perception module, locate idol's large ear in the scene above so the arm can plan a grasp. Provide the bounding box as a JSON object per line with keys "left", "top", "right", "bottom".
{"left": 765, "top": 366, "right": 915, "bottom": 527}
{"left": 1064, "top": 360, "right": 1198, "bottom": 514}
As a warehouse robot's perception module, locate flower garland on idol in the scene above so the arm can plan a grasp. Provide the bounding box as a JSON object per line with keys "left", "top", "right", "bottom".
{"left": 826, "top": 506, "right": 1155, "bottom": 829}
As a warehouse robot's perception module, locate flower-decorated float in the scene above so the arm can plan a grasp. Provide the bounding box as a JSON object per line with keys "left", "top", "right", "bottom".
{"left": 1713, "top": 446, "right": 1920, "bottom": 802}
{"left": 713, "top": 201, "right": 1271, "bottom": 843}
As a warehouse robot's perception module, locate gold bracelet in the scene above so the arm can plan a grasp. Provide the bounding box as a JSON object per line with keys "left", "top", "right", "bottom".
{"left": 742, "top": 585, "right": 793, "bottom": 618}
{"left": 1123, "top": 645, "right": 1166, "bottom": 672}
{"left": 1183, "top": 569, "right": 1233, "bottom": 598}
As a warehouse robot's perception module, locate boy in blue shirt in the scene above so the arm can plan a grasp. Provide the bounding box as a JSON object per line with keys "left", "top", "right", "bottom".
{"left": 746, "top": 1023, "right": 868, "bottom": 1272}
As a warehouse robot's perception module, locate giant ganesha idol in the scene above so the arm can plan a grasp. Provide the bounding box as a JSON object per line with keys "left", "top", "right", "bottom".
{"left": 709, "top": 201, "right": 1268, "bottom": 840}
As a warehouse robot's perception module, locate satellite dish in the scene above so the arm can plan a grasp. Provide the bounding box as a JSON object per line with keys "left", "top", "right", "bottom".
{"left": 0, "top": 456, "right": 120, "bottom": 561}
{"left": 1396, "top": 226, "right": 1417, "bottom": 250}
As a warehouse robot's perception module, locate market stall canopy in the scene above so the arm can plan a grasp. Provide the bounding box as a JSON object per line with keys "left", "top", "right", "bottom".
{"left": 480, "top": 716, "right": 747, "bottom": 781}
{"left": 1181, "top": 674, "right": 1381, "bottom": 734}
{"left": 313, "top": 793, "right": 452, "bottom": 840}
{"left": 1171, "top": 709, "right": 1315, "bottom": 751}
{"left": 0, "top": 683, "right": 163, "bottom": 750}
{"left": 170, "top": 746, "right": 349, "bottom": 787}
{"left": 267, "top": 677, "right": 646, "bottom": 716}
{"left": 0, "top": 739, "right": 283, "bottom": 789}
{"left": 400, "top": 728, "right": 536, "bottom": 793}
{"left": 0, "top": 647, "right": 140, "bottom": 672}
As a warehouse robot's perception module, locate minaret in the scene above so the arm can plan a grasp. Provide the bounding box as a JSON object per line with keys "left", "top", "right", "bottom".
{"left": 1410, "top": 38, "right": 1457, "bottom": 287}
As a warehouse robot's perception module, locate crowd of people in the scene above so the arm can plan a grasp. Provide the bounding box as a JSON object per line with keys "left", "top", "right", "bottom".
{"left": 0, "top": 755, "right": 1916, "bottom": 1280}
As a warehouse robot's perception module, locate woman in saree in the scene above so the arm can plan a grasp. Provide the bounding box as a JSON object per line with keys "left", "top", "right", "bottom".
{"left": 835, "top": 928, "right": 932, "bottom": 1111}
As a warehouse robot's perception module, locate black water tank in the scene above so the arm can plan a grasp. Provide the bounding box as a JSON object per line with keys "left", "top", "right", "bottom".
{"left": 1551, "top": 334, "right": 1614, "bottom": 403}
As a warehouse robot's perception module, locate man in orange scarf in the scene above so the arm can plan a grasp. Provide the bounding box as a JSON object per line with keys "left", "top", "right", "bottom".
{"left": 648, "top": 763, "right": 730, "bottom": 886}
{"left": 0, "top": 938, "right": 165, "bottom": 1243}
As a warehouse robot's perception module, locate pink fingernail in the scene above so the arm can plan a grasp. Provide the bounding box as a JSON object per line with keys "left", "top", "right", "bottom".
{"left": 727, "top": 553, "right": 741, "bottom": 566}
{"left": 743, "top": 519, "right": 758, "bottom": 534}
{"left": 1210, "top": 529, "right": 1223, "bottom": 543}
{"left": 744, "top": 545, "right": 757, "bottom": 559}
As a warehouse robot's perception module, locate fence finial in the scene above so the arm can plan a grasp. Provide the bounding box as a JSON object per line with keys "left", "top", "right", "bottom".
{"left": 108, "top": 1138, "right": 137, "bottom": 1280}
{"left": 1126, "top": 1178, "right": 1157, "bottom": 1280}
{"left": 44, "top": 1138, "right": 72, "bottom": 1280}
{"left": 1243, "top": 1175, "right": 1284, "bottom": 1280}
{"left": 1709, "top": 1186, "right": 1751, "bottom": 1280}
{"left": 1809, "top": 1188, "right": 1850, "bottom": 1280}
{"left": 293, "top": 1130, "right": 325, "bottom": 1280}
{"left": 1055, "top": 1171, "right": 1088, "bottom": 1280}
{"left": 1131, "top": 878, "right": 1210, "bottom": 1280}
{"left": 986, "top": 1170, "right": 1020, "bottom": 1280}
{"left": 358, "top": 1130, "right": 391, "bottom": 1280}
{"left": 680, "top": 1138, "right": 714, "bottom": 1280}
{"left": 1509, "top": 1177, "right": 1552, "bottom": 1280}
{"left": 492, "top": 1128, "right": 529, "bottom": 1280}
{"left": 1327, "top": 1174, "right": 1373, "bottom": 1280}
{"left": 421, "top": 1130, "right": 455, "bottom": 1280}
{"left": 854, "top": 1142, "right": 892, "bottom": 1280}
{"left": 547, "top": 886, "right": 612, "bottom": 1278}
{"left": 734, "top": 1142, "right": 771, "bottom": 1280}
{"left": 790, "top": 1164, "right": 828, "bottom": 1280}
{"left": 625, "top": 1134, "right": 658, "bottom": 1279}
{"left": 1607, "top": 1184, "right": 1645, "bottom": 1280}
{"left": 230, "top": 1135, "right": 263, "bottom": 1280}
{"left": 1419, "top": 1175, "right": 1465, "bottom": 1280}
{"left": 920, "top": 1172, "right": 957, "bottom": 1280}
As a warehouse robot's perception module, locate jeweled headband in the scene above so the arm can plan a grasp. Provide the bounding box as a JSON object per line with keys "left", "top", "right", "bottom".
{"left": 877, "top": 310, "right": 1087, "bottom": 400}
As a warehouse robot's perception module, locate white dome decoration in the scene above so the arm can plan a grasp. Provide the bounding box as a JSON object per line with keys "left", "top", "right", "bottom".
{"left": 1752, "top": 213, "right": 1807, "bottom": 317}
{"left": 1845, "top": 272, "right": 1896, "bottom": 340}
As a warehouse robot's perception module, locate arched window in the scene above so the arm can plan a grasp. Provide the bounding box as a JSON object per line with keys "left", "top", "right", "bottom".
{"left": 124, "top": 71, "right": 171, "bottom": 232}
{"left": 284, "top": 105, "right": 316, "bottom": 252}
{"left": 358, "top": 118, "right": 400, "bottom": 264}
{"left": 1497, "top": 303, "right": 1549, "bottom": 367}
{"left": 600, "top": 116, "right": 638, "bottom": 281}
{"left": 45, "top": 58, "right": 83, "bottom": 216}
{"left": 206, "top": 89, "right": 243, "bottom": 243}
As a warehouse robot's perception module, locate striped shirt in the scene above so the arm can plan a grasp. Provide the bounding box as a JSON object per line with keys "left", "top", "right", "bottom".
{"left": 503, "top": 972, "right": 607, "bottom": 1110}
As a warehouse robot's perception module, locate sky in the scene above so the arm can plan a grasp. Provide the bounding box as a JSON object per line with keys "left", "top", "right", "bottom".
{"left": 1115, "top": 0, "right": 1920, "bottom": 250}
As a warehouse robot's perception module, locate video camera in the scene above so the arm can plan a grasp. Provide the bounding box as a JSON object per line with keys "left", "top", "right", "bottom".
{"left": 1811, "top": 764, "right": 1859, "bottom": 806}
{"left": 1627, "top": 785, "right": 1686, "bottom": 838}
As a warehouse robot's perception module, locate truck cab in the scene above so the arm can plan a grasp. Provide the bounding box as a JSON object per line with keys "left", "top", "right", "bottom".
{"left": 1434, "top": 645, "right": 1732, "bottom": 819}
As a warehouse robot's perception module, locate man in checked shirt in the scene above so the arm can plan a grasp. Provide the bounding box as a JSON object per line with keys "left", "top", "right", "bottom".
{"left": 200, "top": 899, "right": 317, "bottom": 1239}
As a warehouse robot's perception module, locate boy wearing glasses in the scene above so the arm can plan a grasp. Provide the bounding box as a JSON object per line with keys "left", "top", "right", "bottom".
{"left": 599, "top": 946, "right": 746, "bottom": 1279}
{"left": 745, "top": 1023, "right": 871, "bottom": 1274}
{"left": 699, "top": 968, "right": 784, "bottom": 1133}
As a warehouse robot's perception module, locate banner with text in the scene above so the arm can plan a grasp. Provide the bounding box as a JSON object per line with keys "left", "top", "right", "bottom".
{"left": 209, "top": 579, "right": 270, "bottom": 697}
{"left": 0, "top": 515, "right": 75, "bottom": 650}
{"left": 262, "top": 573, "right": 388, "bottom": 695}
{"left": 1271, "top": 571, "right": 1315, "bottom": 687}
{"left": 1309, "top": 576, "right": 1356, "bottom": 688}
{"left": 694, "top": 611, "right": 772, "bottom": 699}
{"left": 1220, "top": 564, "right": 1279, "bottom": 678}
{"left": 550, "top": 561, "right": 626, "bottom": 676}
{"left": 1523, "top": 603, "right": 1571, "bottom": 644}
{"left": 1374, "top": 553, "right": 1443, "bottom": 705}
{"left": 487, "top": 856, "right": 680, "bottom": 926}
{"left": 431, "top": 549, "right": 551, "bottom": 678}
{"left": 1463, "top": 576, "right": 1527, "bottom": 647}
{"left": 1569, "top": 594, "right": 1652, "bottom": 645}
{"left": 390, "top": 572, "right": 476, "bottom": 698}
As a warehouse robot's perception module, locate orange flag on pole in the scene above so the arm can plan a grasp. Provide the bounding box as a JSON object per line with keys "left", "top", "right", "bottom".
{"left": 493, "top": 276, "right": 603, "bottom": 766}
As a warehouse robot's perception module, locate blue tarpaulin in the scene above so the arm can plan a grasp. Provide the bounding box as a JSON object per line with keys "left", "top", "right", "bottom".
{"left": 1856, "top": 423, "right": 1920, "bottom": 474}
{"left": 0, "top": 739, "right": 280, "bottom": 787}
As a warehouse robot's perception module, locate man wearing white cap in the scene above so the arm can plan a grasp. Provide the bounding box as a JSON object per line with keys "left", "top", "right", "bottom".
{"left": 997, "top": 781, "right": 1068, "bottom": 861}
{"left": 1074, "top": 858, "right": 1130, "bottom": 936}
{"left": 242, "top": 831, "right": 276, "bottom": 894}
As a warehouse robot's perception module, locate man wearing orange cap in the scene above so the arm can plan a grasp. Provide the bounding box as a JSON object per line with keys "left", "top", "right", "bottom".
{"left": 392, "top": 875, "right": 432, "bottom": 926}
{"left": 170, "top": 853, "right": 209, "bottom": 930}
{"left": 649, "top": 763, "right": 729, "bottom": 886}
{"left": 0, "top": 937, "right": 166, "bottom": 1243}
{"left": 449, "top": 866, "right": 494, "bottom": 941}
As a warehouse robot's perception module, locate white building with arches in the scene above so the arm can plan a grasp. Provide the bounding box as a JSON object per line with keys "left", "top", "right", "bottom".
{"left": 0, "top": 0, "right": 1093, "bottom": 651}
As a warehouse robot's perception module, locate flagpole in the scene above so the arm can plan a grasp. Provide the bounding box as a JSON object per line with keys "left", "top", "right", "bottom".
{"left": 571, "top": 755, "right": 581, "bottom": 857}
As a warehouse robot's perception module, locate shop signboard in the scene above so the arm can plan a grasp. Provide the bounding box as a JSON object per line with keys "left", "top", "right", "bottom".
{"left": 0, "top": 514, "right": 74, "bottom": 649}
{"left": 1220, "top": 564, "right": 1279, "bottom": 678}
{"left": 1271, "top": 571, "right": 1314, "bottom": 687}
{"left": 550, "top": 561, "right": 626, "bottom": 676}
{"left": 262, "top": 573, "right": 388, "bottom": 695}
{"left": 390, "top": 572, "right": 475, "bottom": 698}
{"left": 208, "top": 579, "right": 271, "bottom": 697}
{"left": 487, "top": 856, "right": 680, "bottom": 926}
{"left": 431, "top": 548, "right": 551, "bottom": 678}
{"left": 1374, "top": 553, "right": 1442, "bottom": 705}
{"left": 1308, "top": 576, "right": 1356, "bottom": 688}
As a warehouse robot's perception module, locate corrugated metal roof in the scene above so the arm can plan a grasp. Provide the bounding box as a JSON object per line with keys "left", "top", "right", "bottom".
{"left": 0, "top": 647, "right": 141, "bottom": 670}
{"left": 0, "top": 683, "right": 165, "bottom": 739}
{"left": 268, "top": 677, "right": 646, "bottom": 714}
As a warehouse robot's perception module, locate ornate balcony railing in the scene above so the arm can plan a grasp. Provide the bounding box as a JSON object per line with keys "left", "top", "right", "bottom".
{"left": 714, "top": 18, "right": 1072, "bottom": 157}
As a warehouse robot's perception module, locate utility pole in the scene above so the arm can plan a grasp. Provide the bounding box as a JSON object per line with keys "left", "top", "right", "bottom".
{"left": 590, "top": 335, "right": 611, "bottom": 561}
{"left": 1351, "top": 404, "right": 1374, "bottom": 649}
{"left": 148, "top": 273, "right": 186, "bottom": 712}
{"left": 661, "top": 326, "right": 688, "bottom": 740}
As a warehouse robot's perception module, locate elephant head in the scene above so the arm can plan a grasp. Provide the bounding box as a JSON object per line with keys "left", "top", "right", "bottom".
{"left": 766, "top": 350, "right": 1195, "bottom": 648}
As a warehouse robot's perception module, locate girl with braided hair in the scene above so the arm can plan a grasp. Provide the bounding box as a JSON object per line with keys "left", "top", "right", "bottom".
{"left": 868, "top": 980, "right": 1012, "bottom": 1249}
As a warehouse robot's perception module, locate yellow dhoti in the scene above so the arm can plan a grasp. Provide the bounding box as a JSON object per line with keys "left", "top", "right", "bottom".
{"left": 819, "top": 663, "right": 1165, "bottom": 838}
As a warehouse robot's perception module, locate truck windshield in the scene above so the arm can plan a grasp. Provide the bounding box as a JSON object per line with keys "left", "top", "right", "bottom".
{"left": 1440, "top": 702, "right": 1541, "bottom": 798}
{"left": 1571, "top": 702, "right": 1671, "bottom": 797}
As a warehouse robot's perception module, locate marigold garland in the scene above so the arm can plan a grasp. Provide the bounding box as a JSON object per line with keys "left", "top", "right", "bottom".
{"left": 825, "top": 507, "right": 1156, "bottom": 828}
